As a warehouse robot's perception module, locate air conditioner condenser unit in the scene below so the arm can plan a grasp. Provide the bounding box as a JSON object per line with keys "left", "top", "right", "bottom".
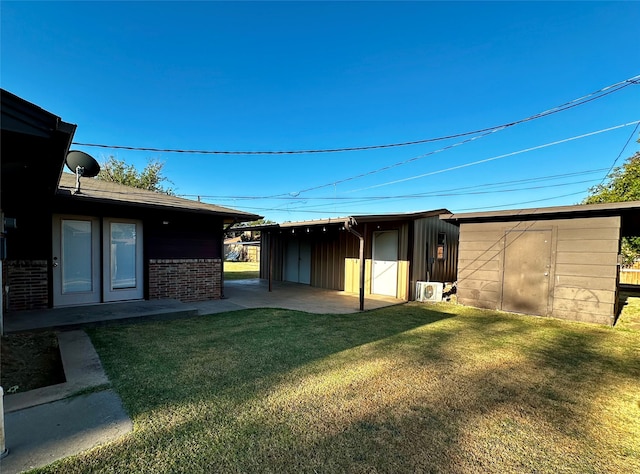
{"left": 415, "top": 281, "right": 443, "bottom": 302}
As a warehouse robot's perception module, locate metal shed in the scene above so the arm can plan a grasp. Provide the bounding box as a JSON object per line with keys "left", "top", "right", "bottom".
{"left": 258, "top": 210, "right": 459, "bottom": 305}
{"left": 441, "top": 201, "right": 640, "bottom": 326}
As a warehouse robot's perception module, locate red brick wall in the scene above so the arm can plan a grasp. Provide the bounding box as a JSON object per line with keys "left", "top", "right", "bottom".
{"left": 4, "top": 260, "right": 49, "bottom": 311}
{"left": 148, "top": 258, "right": 222, "bottom": 302}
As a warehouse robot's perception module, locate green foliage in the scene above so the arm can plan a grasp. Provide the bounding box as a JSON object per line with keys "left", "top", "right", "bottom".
{"left": 583, "top": 148, "right": 640, "bottom": 263}
{"left": 621, "top": 237, "right": 640, "bottom": 266}
{"left": 96, "top": 156, "right": 174, "bottom": 195}
{"left": 241, "top": 218, "right": 276, "bottom": 227}
{"left": 583, "top": 151, "right": 640, "bottom": 204}
{"left": 228, "top": 218, "right": 275, "bottom": 240}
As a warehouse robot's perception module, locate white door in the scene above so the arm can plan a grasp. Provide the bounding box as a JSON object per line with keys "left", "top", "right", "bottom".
{"left": 53, "top": 216, "right": 144, "bottom": 306}
{"left": 52, "top": 216, "right": 101, "bottom": 306}
{"left": 103, "top": 218, "right": 144, "bottom": 302}
{"left": 372, "top": 230, "right": 398, "bottom": 297}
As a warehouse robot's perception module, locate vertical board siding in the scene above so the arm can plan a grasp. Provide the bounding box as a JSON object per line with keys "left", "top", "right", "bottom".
{"left": 311, "top": 230, "right": 358, "bottom": 290}
{"left": 411, "top": 217, "right": 459, "bottom": 300}
{"left": 398, "top": 260, "right": 410, "bottom": 300}
{"left": 259, "top": 231, "right": 284, "bottom": 281}
{"left": 262, "top": 216, "right": 459, "bottom": 301}
{"left": 456, "top": 216, "right": 621, "bottom": 325}
{"left": 344, "top": 258, "right": 373, "bottom": 295}
{"left": 263, "top": 228, "right": 360, "bottom": 290}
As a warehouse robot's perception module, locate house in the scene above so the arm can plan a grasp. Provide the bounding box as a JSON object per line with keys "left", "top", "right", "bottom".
{"left": 441, "top": 201, "right": 640, "bottom": 325}
{"left": 256, "top": 210, "right": 459, "bottom": 302}
{"left": 1, "top": 88, "right": 261, "bottom": 315}
{"left": 224, "top": 236, "right": 261, "bottom": 262}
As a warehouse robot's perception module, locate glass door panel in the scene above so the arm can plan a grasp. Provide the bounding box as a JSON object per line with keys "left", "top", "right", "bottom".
{"left": 103, "top": 218, "right": 143, "bottom": 301}
{"left": 110, "top": 222, "right": 137, "bottom": 290}
{"left": 53, "top": 216, "right": 101, "bottom": 306}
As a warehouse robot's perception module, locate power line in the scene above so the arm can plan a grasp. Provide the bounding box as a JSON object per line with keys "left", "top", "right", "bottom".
{"left": 453, "top": 191, "right": 588, "bottom": 212}
{"left": 71, "top": 74, "right": 639, "bottom": 156}
{"left": 593, "top": 122, "right": 640, "bottom": 189}
{"left": 346, "top": 120, "right": 640, "bottom": 193}
{"left": 181, "top": 168, "right": 608, "bottom": 201}
{"left": 262, "top": 178, "right": 602, "bottom": 214}
{"left": 197, "top": 176, "right": 603, "bottom": 214}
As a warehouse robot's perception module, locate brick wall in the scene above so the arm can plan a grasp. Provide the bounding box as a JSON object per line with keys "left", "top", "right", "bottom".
{"left": 4, "top": 260, "right": 49, "bottom": 311}
{"left": 148, "top": 258, "right": 222, "bottom": 302}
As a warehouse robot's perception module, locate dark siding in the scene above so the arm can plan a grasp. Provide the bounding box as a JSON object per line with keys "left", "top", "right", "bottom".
{"left": 311, "top": 229, "right": 359, "bottom": 290}
{"left": 411, "top": 217, "right": 459, "bottom": 299}
{"left": 142, "top": 212, "right": 224, "bottom": 259}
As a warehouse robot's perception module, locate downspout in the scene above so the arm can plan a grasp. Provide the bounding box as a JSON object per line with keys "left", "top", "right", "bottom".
{"left": 221, "top": 219, "right": 238, "bottom": 299}
{"left": 345, "top": 217, "right": 365, "bottom": 311}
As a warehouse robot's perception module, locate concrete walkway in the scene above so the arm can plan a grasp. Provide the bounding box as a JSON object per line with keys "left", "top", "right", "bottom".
{"left": 1, "top": 279, "right": 405, "bottom": 473}
{"left": 1, "top": 331, "right": 132, "bottom": 474}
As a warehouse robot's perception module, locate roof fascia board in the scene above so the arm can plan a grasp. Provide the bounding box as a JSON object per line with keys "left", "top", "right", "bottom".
{"left": 1, "top": 88, "right": 68, "bottom": 137}
{"left": 441, "top": 201, "right": 640, "bottom": 222}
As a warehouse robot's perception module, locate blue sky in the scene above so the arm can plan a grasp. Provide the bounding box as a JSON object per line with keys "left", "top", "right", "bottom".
{"left": 2, "top": 1, "right": 639, "bottom": 223}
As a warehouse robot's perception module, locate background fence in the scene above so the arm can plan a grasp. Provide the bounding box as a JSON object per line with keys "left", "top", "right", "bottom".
{"left": 620, "top": 262, "right": 640, "bottom": 285}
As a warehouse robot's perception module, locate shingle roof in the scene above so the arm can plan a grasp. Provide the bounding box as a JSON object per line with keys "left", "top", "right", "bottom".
{"left": 56, "top": 172, "right": 262, "bottom": 222}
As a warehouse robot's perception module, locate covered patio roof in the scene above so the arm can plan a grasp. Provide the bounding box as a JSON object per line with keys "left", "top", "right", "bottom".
{"left": 240, "top": 208, "right": 451, "bottom": 232}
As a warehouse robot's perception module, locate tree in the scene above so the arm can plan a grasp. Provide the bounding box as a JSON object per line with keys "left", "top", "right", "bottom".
{"left": 96, "top": 156, "right": 174, "bottom": 195}
{"left": 583, "top": 151, "right": 640, "bottom": 204}
{"left": 226, "top": 218, "right": 275, "bottom": 240}
{"left": 583, "top": 149, "right": 640, "bottom": 264}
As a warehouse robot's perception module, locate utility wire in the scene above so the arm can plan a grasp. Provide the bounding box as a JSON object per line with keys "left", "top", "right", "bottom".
{"left": 72, "top": 74, "right": 638, "bottom": 156}
{"left": 264, "top": 178, "right": 602, "bottom": 213}
{"left": 593, "top": 122, "right": 640, "bottom": 189}
{"left": 182, "top": 168, "right": 608, "bottom": 201}
{"left": 346, "top": 120, "right": 640, "bottom": 193}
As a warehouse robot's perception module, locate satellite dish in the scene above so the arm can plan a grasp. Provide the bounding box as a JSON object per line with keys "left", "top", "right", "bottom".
{"left": 65, "top": 150, "right": 100, "bottom": 194}
{"left": 66, "top": 150, "right": 100, "bottom": 177}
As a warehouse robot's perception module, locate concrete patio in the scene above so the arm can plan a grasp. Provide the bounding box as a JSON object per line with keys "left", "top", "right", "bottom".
{"left": 3, "top": 279, "right": 407, "bottom": 333}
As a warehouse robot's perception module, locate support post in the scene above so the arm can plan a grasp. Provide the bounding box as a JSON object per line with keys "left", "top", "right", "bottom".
{"left": 345, "top": 217, "right": 365, "bottom": 311}
{"left": 268, "top": 231, "right": 273, "bottom": 292}
{"left": 1, "top": 386, "right": 7, "bottom": 459}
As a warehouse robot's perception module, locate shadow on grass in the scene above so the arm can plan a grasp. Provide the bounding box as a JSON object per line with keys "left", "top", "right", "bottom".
{"left": 88, "top": 304, "right": 457, "bottom": 415}
{"left": 39, "top": 304, "right": 640, "bottom": 473}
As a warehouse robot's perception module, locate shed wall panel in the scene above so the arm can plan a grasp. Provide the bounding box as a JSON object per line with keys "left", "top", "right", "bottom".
{"left": 555, "top": 252, "right": 614, "bottom": 265}
{"left": 553, "top": 286, "right": 616, "bottom": 305}
{"left": 456, "top": 216, "right": 621, "bottom": 325}
{"left": 555, "top": 263, "right": 618, "bottom": 279}
{"left": 554, "top": 275, "right": 613, "bottom": 291}
{"left": 457, "top": 259, "right": 501, "bottom": 271}
{"left": 556, "top": 239, "right": 619, "bottom": 253}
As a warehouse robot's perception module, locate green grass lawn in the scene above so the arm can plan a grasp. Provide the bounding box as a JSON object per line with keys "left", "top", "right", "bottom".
{"left": 32, "top": 302, "right": 640, "bottom": 474}
{"left": 223, "top": 260, "right": 260, "bottom": 280}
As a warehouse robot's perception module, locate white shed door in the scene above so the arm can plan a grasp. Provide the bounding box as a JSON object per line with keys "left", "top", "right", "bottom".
{"left": 372, "top": 230, "right": 398, "bottom": 297}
